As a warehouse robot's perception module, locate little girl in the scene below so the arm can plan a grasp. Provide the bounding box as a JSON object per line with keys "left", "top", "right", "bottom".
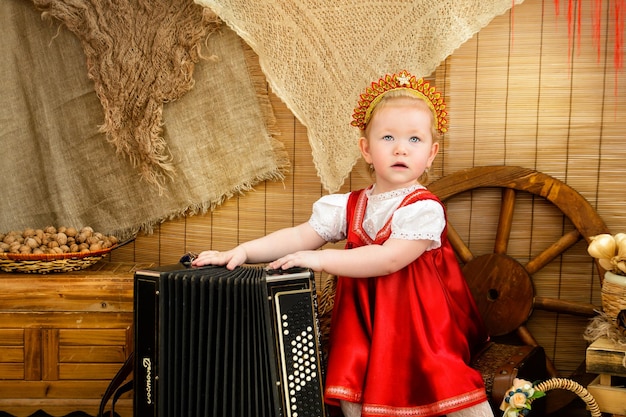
{"left": 193, "top": 70, "right": 493, "bottom": 417}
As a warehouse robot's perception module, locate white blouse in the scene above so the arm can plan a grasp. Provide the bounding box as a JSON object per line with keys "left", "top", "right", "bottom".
{"left": 308, "top": 184, "right": 445, "bottom": 251}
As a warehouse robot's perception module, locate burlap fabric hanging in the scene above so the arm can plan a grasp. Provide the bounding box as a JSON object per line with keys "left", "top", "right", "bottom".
{"left": 29, "top": 0, "right": 223, "bottom": 190}
{"left": 0, "top": 0, "right": 287, "bottom": 238}
{"left": 195, "top": 0, "right": 524, "bottom": 192}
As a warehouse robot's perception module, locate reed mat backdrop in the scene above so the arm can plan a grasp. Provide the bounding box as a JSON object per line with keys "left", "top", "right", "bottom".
{"left": 106, "top": 0, "right": 625, "bottom": 377}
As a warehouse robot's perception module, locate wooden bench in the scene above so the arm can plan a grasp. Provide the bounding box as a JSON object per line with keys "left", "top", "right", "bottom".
{"left": 0, "top": 262, "right": 149, "bottom": 417}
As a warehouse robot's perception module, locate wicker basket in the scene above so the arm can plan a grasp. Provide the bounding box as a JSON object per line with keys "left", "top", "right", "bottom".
{"left": 530, "top": 378, "right": 601, "bottom": 417}
{"left": 0, "top": 246, "right": 118, "bottom": 274}
{"left": 602, "top": 272, "right": 626, "bottom": 320}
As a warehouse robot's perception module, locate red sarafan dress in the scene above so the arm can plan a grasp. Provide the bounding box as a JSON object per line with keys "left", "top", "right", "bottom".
{"left": 321, "top": 186, "right": 489, "bottom": 417}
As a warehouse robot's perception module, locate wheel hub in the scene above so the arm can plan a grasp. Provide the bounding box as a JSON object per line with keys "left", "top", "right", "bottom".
{"left": 462, "top": 253, "right": 534, "bottom": 336}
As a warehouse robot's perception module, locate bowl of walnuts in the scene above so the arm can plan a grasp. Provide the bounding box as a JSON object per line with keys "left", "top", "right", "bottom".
{"left": 0, "top": 226, "right": 122, "bottom": 273}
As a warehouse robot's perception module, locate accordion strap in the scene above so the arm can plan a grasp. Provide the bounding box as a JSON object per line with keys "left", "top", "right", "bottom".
{"left": 98, "top": 351, "right": 134, "bottom": 417}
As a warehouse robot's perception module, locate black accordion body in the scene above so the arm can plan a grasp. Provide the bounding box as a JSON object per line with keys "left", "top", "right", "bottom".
{"left": 133, "top": 264, "right": 327, "bottom": 417}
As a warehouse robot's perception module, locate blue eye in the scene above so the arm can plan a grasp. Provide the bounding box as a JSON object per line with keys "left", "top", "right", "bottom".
{"left": 383, "top": 135, "right": 394, "bottom": 141}
{"left": 409, "top": 136, "right": 420, "bottom": 143}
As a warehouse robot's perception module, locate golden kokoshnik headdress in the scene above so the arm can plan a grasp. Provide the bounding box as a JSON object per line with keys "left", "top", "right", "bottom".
{"left": 351, "top": 70, "right": 448, "bottom": 134}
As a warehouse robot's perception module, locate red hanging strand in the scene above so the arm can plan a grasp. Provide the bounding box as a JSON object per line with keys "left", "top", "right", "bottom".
{"left": 615, "top": 0, "right": 625, "bottom": 70}
{"left": 555, "top": 0, "right": 560, "bottom": 17}
{"left": 577, "top": 0, "right": 583, "bottom": 53}
{"left": 567, "top": 0, "right": 573, "bottom": 60}
{"left": 592, "top": 0, "right": 603, "bottom": 62}
{"left": 554, "top": 0, "right": 624, "bottom": 93}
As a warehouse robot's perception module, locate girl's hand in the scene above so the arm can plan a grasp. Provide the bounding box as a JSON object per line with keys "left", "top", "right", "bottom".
{"left": 191, "top": 246, "right": 247, "bottom": 270}
{"left": 268, "top": 250, "right": 322, "bottom": 272}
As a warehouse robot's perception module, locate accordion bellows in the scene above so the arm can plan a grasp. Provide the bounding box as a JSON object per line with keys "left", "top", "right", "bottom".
{"left": 134, "top": 264, "right": 326, "bottom": 417}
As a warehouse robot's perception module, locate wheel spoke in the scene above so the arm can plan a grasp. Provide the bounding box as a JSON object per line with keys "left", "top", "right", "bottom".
{"left": 525, "top": 229, "right": 582, "bottom": 275}
{"left": 517, "top": 325, "right": 559, "bottom": 377}
{"left": 447, "top": 222, "right": 474, "bottom": 263}
{"left": 533, "top": 296, "right": 597, "bottom": 317}
{"left": 494, "top": 188, "right": 516, "bottom": 254}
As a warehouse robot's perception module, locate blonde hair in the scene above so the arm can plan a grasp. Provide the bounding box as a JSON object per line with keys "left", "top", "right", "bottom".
{"left": 363, "top": 89, "right": 441, "bottom": 142}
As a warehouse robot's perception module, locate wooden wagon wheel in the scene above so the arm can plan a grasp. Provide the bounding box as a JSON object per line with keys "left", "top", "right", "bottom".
{"left": 428, "top": 166, "right": 610, "bottom": 376}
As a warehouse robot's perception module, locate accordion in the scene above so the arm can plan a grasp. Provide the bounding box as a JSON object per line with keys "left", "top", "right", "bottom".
{"left": 133, "top": 264, "right": 327, "bottom": 417}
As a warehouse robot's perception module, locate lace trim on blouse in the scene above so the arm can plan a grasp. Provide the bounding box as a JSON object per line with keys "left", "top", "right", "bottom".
{"left": 366, "top": 183, "right": 423, "bottom": 201}
{"left": 308, "top": 193, "right": 350, "bottom": 243}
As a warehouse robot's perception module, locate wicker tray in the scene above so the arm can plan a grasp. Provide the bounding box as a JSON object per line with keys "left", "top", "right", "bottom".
{"left": 0, "top": 245, "right": 120, "bottom": 274}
